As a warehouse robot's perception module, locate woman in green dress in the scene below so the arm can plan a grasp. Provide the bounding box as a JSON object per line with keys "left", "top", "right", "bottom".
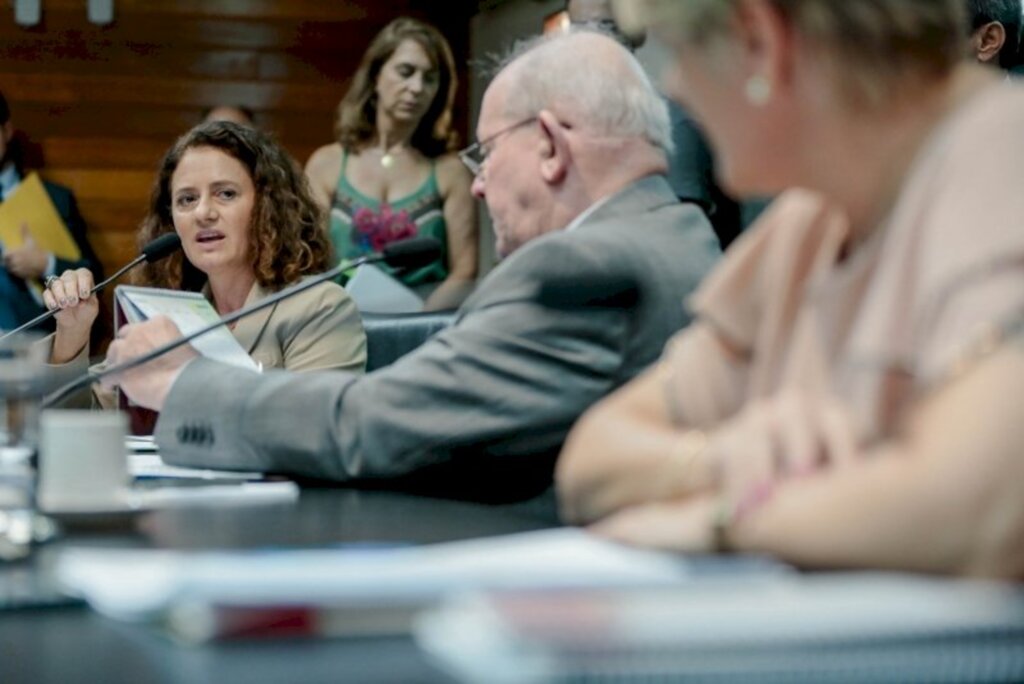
{"left": 305, "top": 17, "right": 477, "bottom": 310}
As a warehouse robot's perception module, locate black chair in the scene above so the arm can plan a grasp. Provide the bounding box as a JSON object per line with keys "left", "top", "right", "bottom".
{"left": 362, "top": 310, "right": 456, "bottom": 372}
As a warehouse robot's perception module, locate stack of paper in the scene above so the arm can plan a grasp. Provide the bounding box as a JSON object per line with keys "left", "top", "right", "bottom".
{"left": 56, "top": 529, "right": 706, "bottom": 641}
{"left": 417, "top": 575, "right": 1024, "bottom": 684}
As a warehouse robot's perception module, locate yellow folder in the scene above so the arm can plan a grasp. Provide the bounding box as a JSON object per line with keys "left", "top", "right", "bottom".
{"left": 0, "top": 172, "right": 81, "bottom": 261}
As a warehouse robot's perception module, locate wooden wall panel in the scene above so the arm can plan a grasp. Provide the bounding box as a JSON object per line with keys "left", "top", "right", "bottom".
{"left": 1, "top": 0, "right": 474, "bottom": 288}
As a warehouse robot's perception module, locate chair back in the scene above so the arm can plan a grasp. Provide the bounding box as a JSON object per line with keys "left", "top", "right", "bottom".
{"left": 363, "top": 310, "right": 455, "bottom": 372}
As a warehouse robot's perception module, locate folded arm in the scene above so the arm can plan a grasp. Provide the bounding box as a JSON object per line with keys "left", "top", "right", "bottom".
{"left": 557, "top": 322, "right": 746, "bottom": 523}
{"left": 594, "top": 342, "right": 1024, "bottom": 579}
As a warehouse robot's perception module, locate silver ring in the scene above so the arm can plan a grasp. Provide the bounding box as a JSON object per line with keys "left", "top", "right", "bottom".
{"left": 44, "top": 275, "right": 60, "bottom": 289}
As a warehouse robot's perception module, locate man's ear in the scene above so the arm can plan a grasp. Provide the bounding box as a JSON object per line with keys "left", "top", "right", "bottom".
{"left": 537, "top": 110, "right": 569, "bottom": 185}
{"left": 974, "top": 22, "right": 1007, "bottom": 64}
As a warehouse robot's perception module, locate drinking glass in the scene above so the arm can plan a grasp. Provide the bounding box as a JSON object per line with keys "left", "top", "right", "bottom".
{"left": 0, "top": 332, "right": 55, "bottom": 560}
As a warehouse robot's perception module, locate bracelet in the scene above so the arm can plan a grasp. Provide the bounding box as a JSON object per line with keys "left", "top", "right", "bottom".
{"left": 711, "top": 495, "right": 736, "bottom": 554}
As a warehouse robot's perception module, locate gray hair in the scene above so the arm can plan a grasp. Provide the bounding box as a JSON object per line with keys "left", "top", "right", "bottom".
{"left": 496, "top": 30, "right": 673, "bottom": 154}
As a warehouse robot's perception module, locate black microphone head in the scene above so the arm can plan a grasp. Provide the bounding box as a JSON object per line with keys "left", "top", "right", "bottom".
{"left": 142, "top": 233, "right": 183, "bottom": 263}
{"left": 381, "top": 236, "right": 442, "bottom": 270}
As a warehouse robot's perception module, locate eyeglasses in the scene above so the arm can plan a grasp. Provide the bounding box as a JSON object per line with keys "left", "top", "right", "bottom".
{"left": 458, "top": 117, "right": 538, "bottom": 177}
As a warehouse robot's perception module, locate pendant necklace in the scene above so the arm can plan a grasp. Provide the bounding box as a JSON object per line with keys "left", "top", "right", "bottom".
{"left": 379, "top": 144, "right": 404, "bottom": 169}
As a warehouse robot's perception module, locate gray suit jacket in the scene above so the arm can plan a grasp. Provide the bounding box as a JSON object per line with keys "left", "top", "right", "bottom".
{"left": 156, "top": 176, "right": 719, "bottom": 498}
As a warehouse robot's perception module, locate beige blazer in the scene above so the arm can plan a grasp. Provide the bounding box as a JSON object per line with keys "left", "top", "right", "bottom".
{"left": 47, "top": 277, "right": 366, "bottom": 409}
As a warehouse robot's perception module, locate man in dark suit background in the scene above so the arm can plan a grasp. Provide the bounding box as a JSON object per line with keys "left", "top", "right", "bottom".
{"left": 565, "top": 0, "right": 764, "bottom": 249}
{"left": 0, "top": 89, "right": 103, "bottom": 331}
{"left": 106, "top": 31, "right": 720, "bottom": 500}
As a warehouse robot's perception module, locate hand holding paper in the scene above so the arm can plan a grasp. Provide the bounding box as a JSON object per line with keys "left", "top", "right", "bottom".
{"left": 105, "top": 316, "right": 198, "bottom": 411}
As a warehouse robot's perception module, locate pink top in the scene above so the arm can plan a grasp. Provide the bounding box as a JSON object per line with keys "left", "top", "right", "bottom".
{"left": 663, "top": 83, "right": 1024, "bottom": 444}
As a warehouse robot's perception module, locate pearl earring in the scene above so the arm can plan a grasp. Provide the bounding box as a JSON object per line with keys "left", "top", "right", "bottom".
{"left": 745, "top": 74, "right": 772, "bottom": 106}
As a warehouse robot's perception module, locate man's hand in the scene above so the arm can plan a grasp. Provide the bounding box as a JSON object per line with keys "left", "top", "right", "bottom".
{"left": 103, "top": 316, "right": 199, "bottom": 411}
{"left": 3, "top": 224, "right": 51, "bottom": 280}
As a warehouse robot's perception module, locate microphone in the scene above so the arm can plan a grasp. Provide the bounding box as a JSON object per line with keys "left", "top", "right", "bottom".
{"left": 379, "top": 236, "right": 444, "bottom": 271}
{"left": 0, "top": 233, "right": 183, "bottom": 343}
{"left": 42, "top": 236, "right": 442, "bottom": 408}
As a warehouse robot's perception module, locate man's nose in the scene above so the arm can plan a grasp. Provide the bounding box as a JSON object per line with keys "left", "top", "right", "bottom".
{"left": 471, "top": 174, "right": 485, "bottom": 199}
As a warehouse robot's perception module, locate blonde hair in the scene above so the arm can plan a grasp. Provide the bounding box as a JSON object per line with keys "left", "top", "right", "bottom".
{"left": 616, "top": 0, "right": 967, "bottom": 107}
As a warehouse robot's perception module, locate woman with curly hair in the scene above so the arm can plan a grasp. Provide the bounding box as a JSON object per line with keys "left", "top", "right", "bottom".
{"left": 44, "top": 120, "right": 366, "bottom": 409}
{"left": 305, "top": 17, "right": 477, "bottom": 310}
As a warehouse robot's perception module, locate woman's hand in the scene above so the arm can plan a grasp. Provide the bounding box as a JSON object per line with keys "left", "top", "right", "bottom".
{"left": 590, "top": 391, "right": 860, "bottom": 553}
{"left": 591, "top": 494, "right": 720, "bottom": 552}
{"left": 712, "top": 391, "right": 859, "bottom": 518}
{"left": 44, "top": 268, "right": 99, "bottom": 364}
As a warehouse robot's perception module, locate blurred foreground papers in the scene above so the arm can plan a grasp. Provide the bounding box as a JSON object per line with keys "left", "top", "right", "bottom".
{"left": 417, "top": 575, "right": 1024, "bottom": 684}
{"left": 56, "top": 529, "right": 763, "bottom": 639}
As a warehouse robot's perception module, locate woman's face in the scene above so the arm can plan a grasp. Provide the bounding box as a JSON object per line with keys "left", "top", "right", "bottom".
{"left": 170, "top": 146, "right": 256, "bottom": 278}
{"left": 374, "top": 39, "right": 441, "bottom": 126}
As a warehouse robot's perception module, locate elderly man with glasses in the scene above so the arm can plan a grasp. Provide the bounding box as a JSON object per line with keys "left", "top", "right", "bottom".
{"left": 106, "top": 31, "right": 719, "bottom": 500}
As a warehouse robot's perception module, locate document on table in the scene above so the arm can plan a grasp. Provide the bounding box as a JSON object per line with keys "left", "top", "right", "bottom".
{"left": 129, "top": 452, "right": 263, "bottom": 482}
{"left": 55, "top": 529, "right": 715, "bottom": 631}
{"left": 417, "top": 575, "right": 1024, "bottom": 684}
{"left": 114, "top": 285, "right": 259, "bottom": 371}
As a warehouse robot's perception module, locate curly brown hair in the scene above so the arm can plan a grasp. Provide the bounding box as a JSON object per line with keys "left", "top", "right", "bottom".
{"left": 135, "top": 121, "right": 332, "bottom": 292}
{"left": 335, "top": 17, "right": 459, "bottom": 158}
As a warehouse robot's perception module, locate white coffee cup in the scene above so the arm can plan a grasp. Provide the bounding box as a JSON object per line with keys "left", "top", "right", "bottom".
{"left": 37, "top": 410, "right": 129, "bottom": 512}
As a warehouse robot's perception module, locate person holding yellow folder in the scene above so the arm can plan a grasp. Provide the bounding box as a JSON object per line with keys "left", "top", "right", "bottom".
{"left": 0, "top": 89, "right": 103, "bottom": 331}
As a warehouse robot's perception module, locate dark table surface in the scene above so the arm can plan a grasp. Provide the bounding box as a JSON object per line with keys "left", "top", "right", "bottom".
{"left": 1, "top": 487, "right": 563, "bottom": 684}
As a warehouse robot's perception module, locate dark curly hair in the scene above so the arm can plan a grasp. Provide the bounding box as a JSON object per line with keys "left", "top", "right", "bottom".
{"left": 135, "top": 121, "right": 332, "bottom": 292}
{"left": 335, "top": 17, "right": 459, "bottom": 158}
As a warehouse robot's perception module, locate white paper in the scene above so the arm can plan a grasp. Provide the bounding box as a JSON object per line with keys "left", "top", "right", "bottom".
{"left": 416, "top": 575, "right": 1024, "bottom": 684}
{"left": 56, "top": 529, "right": 693, "bottom": 622}
{"left": 130, "top": 453, "right": 262, "bottom": 481}
{"left": 126, "top": 481, "right": 297, "bottom": 509}
{"left": 43, "top": 480, "right": 297, "bottom": 515}
{"left": 346, "top": 263, "right": 423, "bottom": 314}
{"left": 115, "top": 286, "right": 259, "bottom": 372}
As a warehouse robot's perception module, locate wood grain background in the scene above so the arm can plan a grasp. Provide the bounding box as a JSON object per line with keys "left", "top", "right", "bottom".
{"left": 1, "top": 0, "right": 474, "bottom": 283}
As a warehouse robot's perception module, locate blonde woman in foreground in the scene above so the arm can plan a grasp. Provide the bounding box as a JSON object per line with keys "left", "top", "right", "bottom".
{"left": 557, "top": 0, "right": 1024, "bottom": 578}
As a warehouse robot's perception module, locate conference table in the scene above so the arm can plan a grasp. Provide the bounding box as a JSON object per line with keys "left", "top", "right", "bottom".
{"left": 1, "top": 486, "right": 563, "bottom": 684}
